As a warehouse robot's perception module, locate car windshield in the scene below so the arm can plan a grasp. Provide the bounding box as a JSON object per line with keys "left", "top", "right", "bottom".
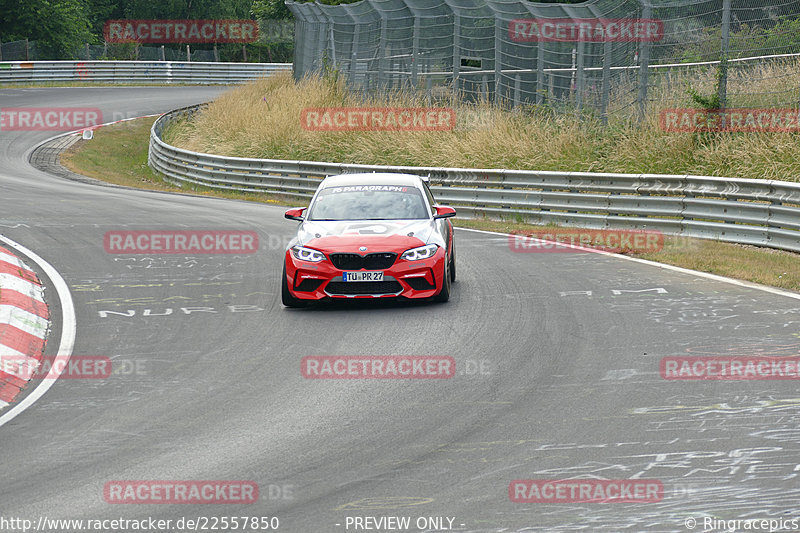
{"left": 307, "top": 184, "right": 429, "bottom": 221}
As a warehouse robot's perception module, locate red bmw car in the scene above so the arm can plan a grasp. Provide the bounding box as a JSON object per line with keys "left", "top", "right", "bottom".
{"left": 281, "top": 173, "right": 456, "bottom": 307}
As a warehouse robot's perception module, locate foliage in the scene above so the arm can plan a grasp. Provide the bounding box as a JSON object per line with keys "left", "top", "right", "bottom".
{"left": 677, "top": 17, "right": 800, "bottom": 63}
{"left": 0, "top": 0, "right": 93, "bottom": 59}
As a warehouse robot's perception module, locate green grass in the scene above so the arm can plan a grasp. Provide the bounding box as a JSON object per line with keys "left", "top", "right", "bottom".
{"left": 60, "top": 117, "right": 304, "bottom": 205}
{"left": 164, "top": 71, "right": 800, "bottom": 183}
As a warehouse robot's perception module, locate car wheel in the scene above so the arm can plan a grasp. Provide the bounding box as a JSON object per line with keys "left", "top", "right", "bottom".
{"left": 433, "top": 257, "right": 451, "bottom": 303}
{"left": 282, "top": 264, "right": 307, "bottom": 308}
{"left": 449, "top": 241, "right": 456, "bottom": 282}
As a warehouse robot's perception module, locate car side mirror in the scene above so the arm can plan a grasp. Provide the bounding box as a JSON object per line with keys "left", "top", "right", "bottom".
{"left": 433, "top": 206, "right": 456, "bottom": 219}
{"left": 285, "top": 208, "right": 306, "bottom": 221}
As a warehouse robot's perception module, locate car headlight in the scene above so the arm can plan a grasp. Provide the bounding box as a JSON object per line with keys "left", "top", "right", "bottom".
{"left": 291, "top": 245, "right": 326, "bottom": 262}
{"left": 401, "top": 244, "right": 439, "bottom": 261}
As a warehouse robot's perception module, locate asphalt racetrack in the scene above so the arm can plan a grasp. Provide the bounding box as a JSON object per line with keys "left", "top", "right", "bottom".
{"left": 1, "top": 86, "right": 800, "bottom": 532}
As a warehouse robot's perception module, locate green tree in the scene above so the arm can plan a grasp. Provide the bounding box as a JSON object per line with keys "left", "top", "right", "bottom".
{"left": 252, "top": 0, "right": 292, "bottom": 20}
{"left": 0, "top": 0, "right": 93, "bottom": 58}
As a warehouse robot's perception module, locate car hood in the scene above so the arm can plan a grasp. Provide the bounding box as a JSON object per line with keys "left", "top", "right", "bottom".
{"left": 296, "top": 219, "right": 435, "bottom": 252}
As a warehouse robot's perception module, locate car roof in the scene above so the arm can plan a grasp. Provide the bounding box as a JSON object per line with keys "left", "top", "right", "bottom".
{"left": 319, "top": 173, "right": 426, "bottom": 189}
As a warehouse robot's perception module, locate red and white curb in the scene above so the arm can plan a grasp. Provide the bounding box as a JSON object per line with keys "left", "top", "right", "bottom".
{"left": 0, "top": 246, "right": 50, "bottom": 407}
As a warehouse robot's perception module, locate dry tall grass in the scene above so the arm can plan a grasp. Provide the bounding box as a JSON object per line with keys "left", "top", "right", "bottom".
{"left": 167, "top": 66, "right": 800, "bottom": 181}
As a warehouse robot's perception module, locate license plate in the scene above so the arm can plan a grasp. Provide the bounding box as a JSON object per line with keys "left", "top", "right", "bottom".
{"left": 343, "top": 271, "right": 384, "bottom": 282}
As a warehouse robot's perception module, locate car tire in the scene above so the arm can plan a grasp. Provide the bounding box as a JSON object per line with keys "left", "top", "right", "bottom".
{"left": 433, "top": 257, "right": 451, "bottom": 303}
{"left": 281, "top": 264, "right": 307, "bottom": 308}
{"left": 449, "top": 241, "right": 456, "bottom": 282}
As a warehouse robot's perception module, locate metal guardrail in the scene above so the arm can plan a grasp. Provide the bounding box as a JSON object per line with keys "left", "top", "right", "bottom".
{"left": 0, "top": 61, "right": 291, "bottom": 85}
{"left": 149, "top": 104, "right": 800, "bottom": 253}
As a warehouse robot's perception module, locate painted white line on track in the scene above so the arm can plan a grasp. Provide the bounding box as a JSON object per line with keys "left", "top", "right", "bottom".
{"left": 0, "top": 235, "right": 76, "bottom": 428}
{"left": 457, "top": 227, "right": 800, "bottom": 301}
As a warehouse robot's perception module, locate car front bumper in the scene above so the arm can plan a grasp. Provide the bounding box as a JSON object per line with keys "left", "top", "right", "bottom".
{"left": 284, "top": 247, "right": 447, "bottom": 301}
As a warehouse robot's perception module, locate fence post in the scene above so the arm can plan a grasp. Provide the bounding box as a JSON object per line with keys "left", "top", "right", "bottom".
{"left": 25, "top": 38, "right": 29, "bottom": 60}
{"left": 570, "top": 47, "right": 576, "bottom": 102}
{"left": 160, "top": 45, "right": 165, "bottom": 61}
{"left": 377, "top": 16, "right": 387, "bottom": 90}
{"left": 242, "top": 45, "right": 247, "bottom": 62}
{"left": 637, "top": 1, "right": 652, "bottom": 122}
{"left": 494, "top": 16, "right": 502, "bottom": 105}
{"left": 718, "top": 0, "right": 731, "bottom": 118}
{"left": 0, "top": 40, "right": 3, "bottom": 62}
{"left": 452, "top": 11, "right": 460, "bottom": 96}
{"left": 575, "top": 40, "right": 584, "bottom": 111}
{"left": 103, "top": 41, "right": 107, "bottom": 58}
{"left": 350, "top": 24, "right": 360, "bottom": 85}
{"left": 186, "top": 45, "right": 191, "bottom": 62}
{"left": 412, "top": 17, "right": 420, "bottom": 87}
{"left": 85, "top": 43, "right": 90, "bottom": 59}
{"left": 426, "top": 75, "right": 433, "bottom": 105}
{"left": 213, "top": 44, "right": 219, "bottom": 62}
{"left": 536, "top": 42, "right": 544, "bottom": 104}
{"left": 601, "top": 39, "right": 611, "bottom": 125}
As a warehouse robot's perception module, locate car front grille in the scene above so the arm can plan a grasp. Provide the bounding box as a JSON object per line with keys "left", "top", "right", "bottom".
{"left": 330, "top": 252, "right": 397, "bottom": 270}
{"left": 295, "top": 279, "right": 324, "bottom": 292}
{"left": 405, "top": 276, "right": 435, "bottom": 291}
{"left": 325, "top": 280, "right": 403, "bottom": 295}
